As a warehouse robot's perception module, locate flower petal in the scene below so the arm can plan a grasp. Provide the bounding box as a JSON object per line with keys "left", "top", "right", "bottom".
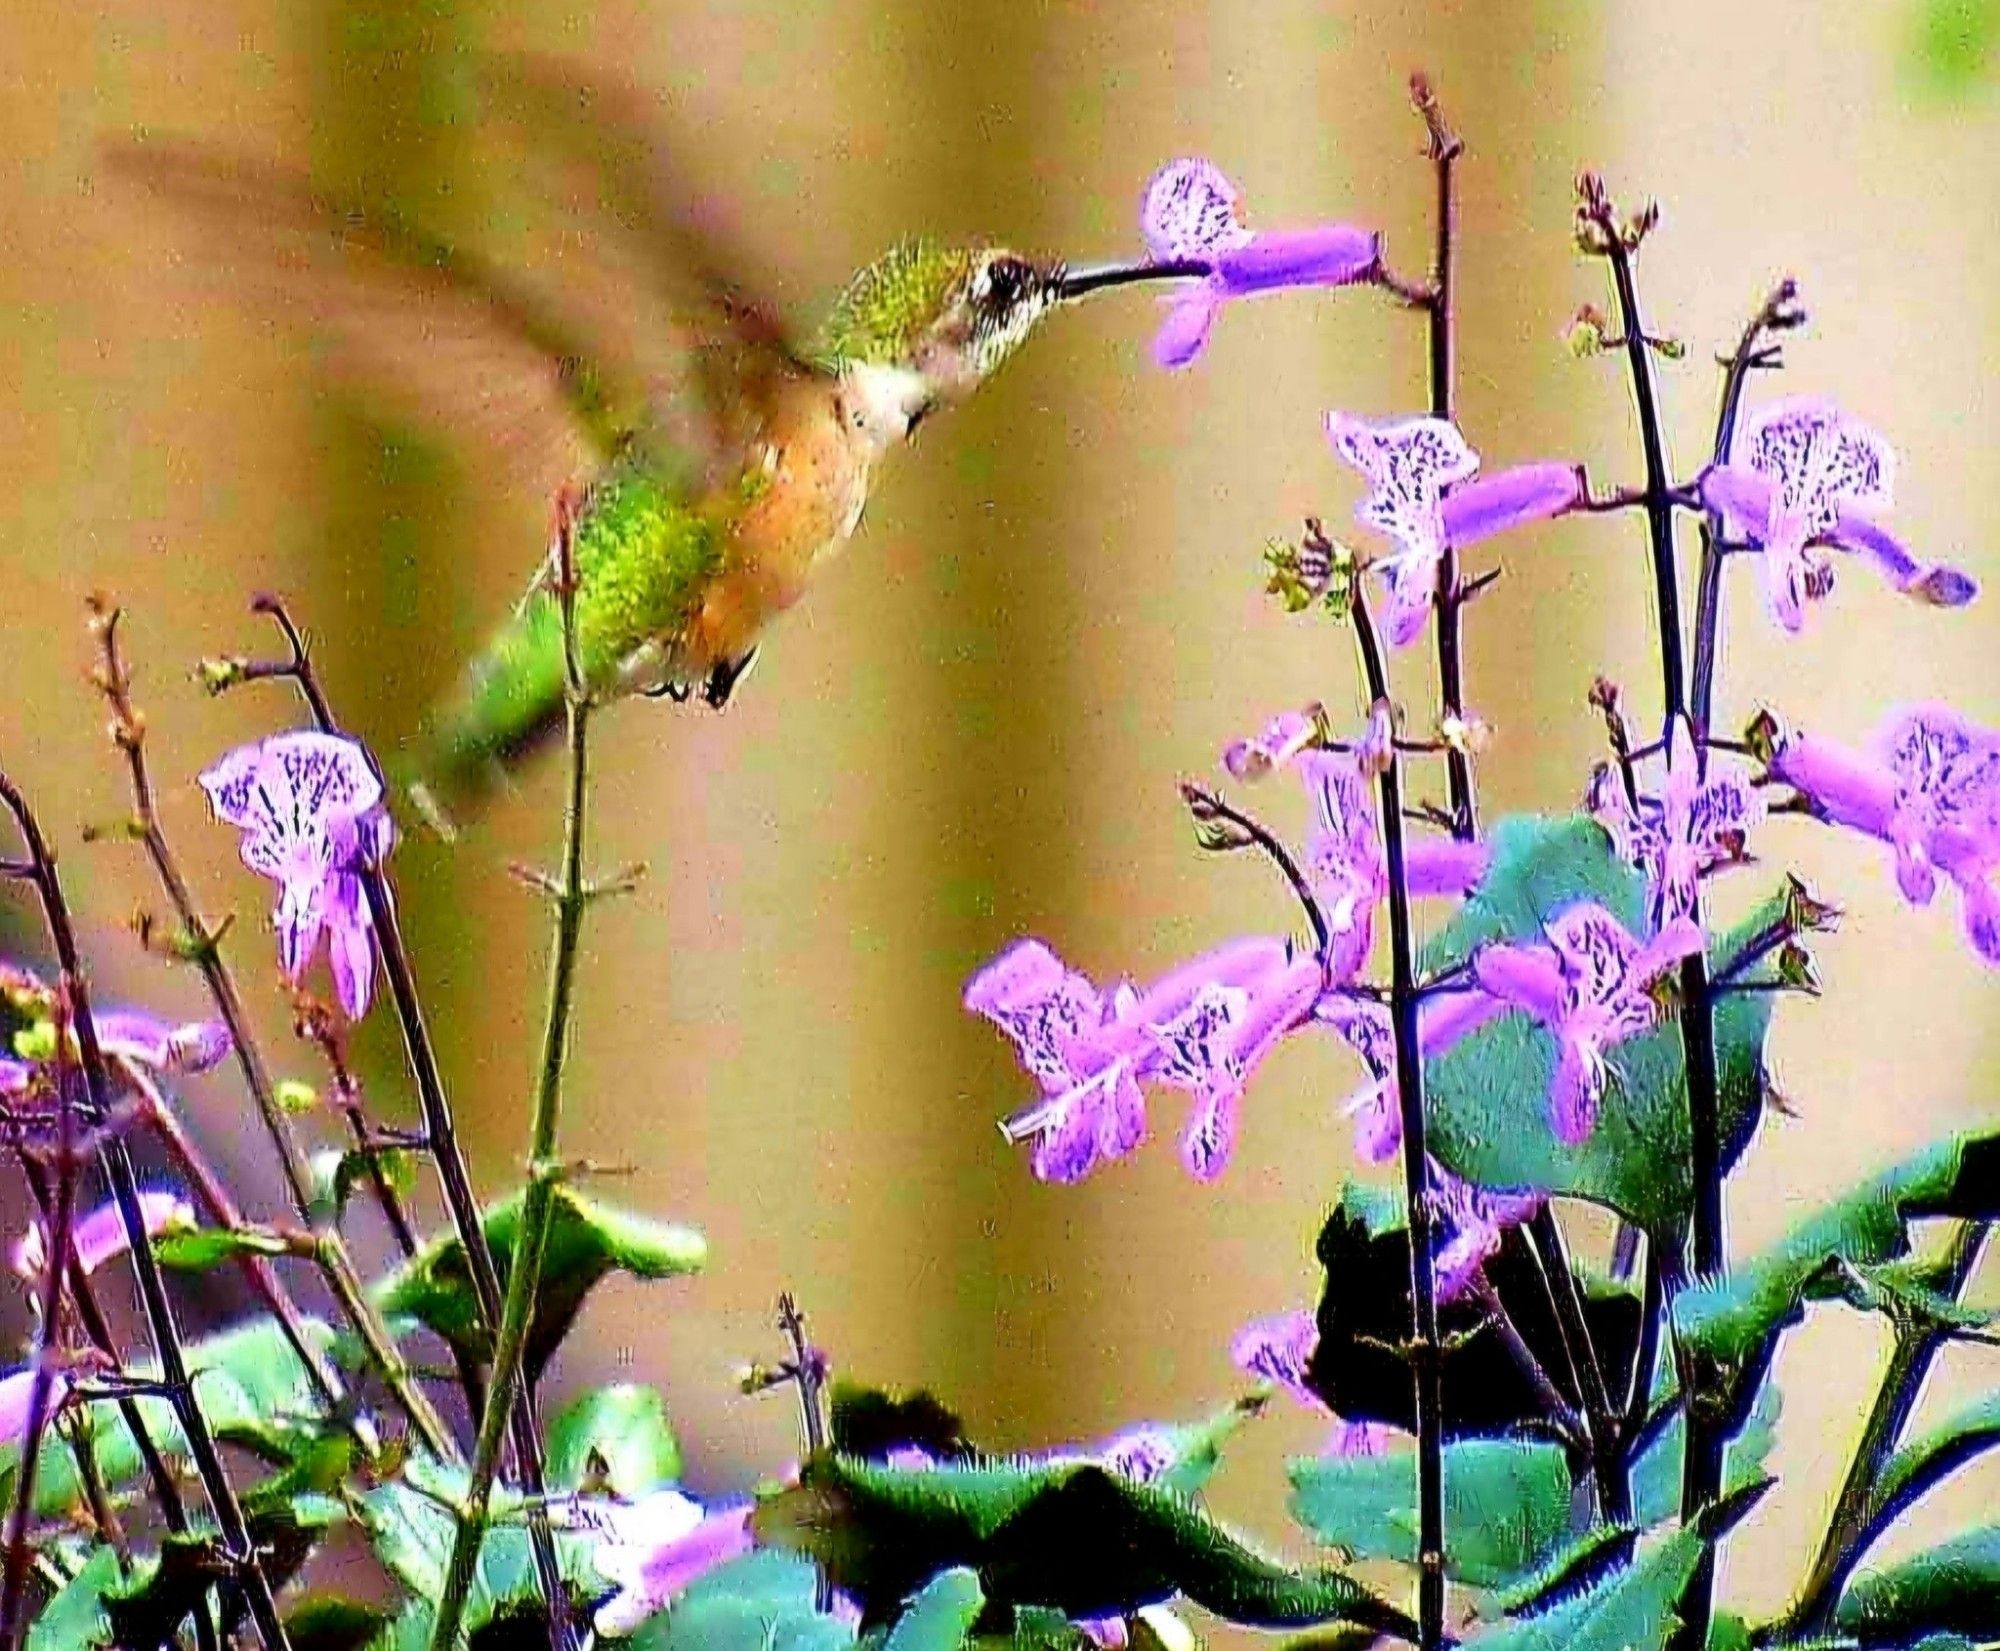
{"left": 1213, "top": 226, "right": 1380, "bottom": 294}
{"left": 1472, "top": 942, "right": 1565, "bottom": 1022}
{"left": 1151, "top": 289, "right": 1221, "bottom": 370}
{"left": 1440, "top": 463, "right": 1583, "bottom": 550}
{"left": 1141, "top": 159, "right": 1251, "bottom": 261}
{"left": 1403, "top": 837, "right": 1490, "bottom": 899}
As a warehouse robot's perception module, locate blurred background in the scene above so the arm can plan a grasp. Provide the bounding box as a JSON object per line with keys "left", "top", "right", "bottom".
{"left": 1, "top": 0, "right": 1996, "bottom": 1628}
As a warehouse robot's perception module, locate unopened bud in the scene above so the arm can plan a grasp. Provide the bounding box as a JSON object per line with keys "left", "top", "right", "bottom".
{"left": 1775, "top": 941, "right": 1821, "bottom": 995}
{"left": 275, "top": 1079, "right": 318, "bottom": 1115}
{"left": 196, "top": 657, "right": 248, "bottom": 695}
{"left": 1438, "top": 712, "right": 1492, "bottom": 757}
{"left": 1563, "top": 305, "right": 1609, "bottom": 357}
{"left": 1179, "top": 781, "right": 1256, "bottom": 853}
{"left": 1743, "top": 708, "right": 1785, "bottom": 768}
{"left": 1782, "top": 874, "right": 1841, "bottom": 936}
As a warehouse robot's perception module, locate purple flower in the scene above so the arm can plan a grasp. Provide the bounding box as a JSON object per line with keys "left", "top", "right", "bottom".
{"left": 200, "top": 732, "right": 392, "bottom": 1019}
{"left": 1139, "top": 159, "right": 1381, "bottom": 371}
{"left": 1230, "top": 1309, "right": 1389, "bottom": 1456}
{"left": 1222, "top": 708, "right": 1320, "bottom": 782}
{"left": 1768, "top": 706, "right": 2000, "bottom": 964}
{"left": 1326, "top": 413, "right": 1582, "bottom": 647}
{"left": 0, "top": 1364, "right": 70, "bottom": 1451}
{"left": 12, "top": 1189, "right": 196, "bottom": 1282}
{"left": 1588, "top": 716, "right": 1765, "bottom": 928}
{"left": 1473, "top": 903, "right": 1703, "bottom": 1144}
{"left": 1698, "top": 397, "right": 1976, "bottom": 632}
{"left": 1313, "top": 989, "right": 1506, "bottom": 1164}
{"left": 575, "top": 1488, "right": 755, "bottom": 1638}
{"left": 968, "top": 935, "right": 1322, "bottom": 1184}
{"left": 1297, "top": 750, "right": 1491, "bottom": 983}
{"left": 94, "top": 1011, "right": 233, "bottom": 1078}
{"left": 1428, "top": 1167, "right": 1544, "bottom": 1305}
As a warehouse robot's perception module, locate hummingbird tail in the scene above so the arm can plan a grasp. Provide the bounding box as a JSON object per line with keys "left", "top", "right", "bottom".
{"left": 400, "top": 594, "right": 571, "bottom": 836}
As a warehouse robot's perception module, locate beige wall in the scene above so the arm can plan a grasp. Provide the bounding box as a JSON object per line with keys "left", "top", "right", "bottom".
{"left": 1, "top": 0, "right": 1994, "bottom": 1627}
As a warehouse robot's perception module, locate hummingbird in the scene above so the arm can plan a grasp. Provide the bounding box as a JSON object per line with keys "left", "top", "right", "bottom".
{"left": 108, "top": 61, "right": 1196, "bottom": 831}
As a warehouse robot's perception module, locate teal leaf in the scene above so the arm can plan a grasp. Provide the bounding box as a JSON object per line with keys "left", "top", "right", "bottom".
{"left": 1673, "top": 1134, "right": 2000, "bottom": 1406}
{"left": 625, "top": 1552, "right": 856, "bottom": 1651}
{"left": 25, "top": 1547, "right": 121, "bottom": 1651}
{"left": 1835, "top": 1527, "right": 2000, "bottom": 1644}
{"left": 1488, "top": 1524, "right": 1637, "bottom": 1617}
{"left": 1419, "top": 816, "right": 1778, "bottom": 1236}
{"left": 5, "top": 1315, "right": 335, "bottom": 1518}
{"left": 281, "top": 1597, "right": 396, "bottom": 1651}
{"left": 372, "top": 1187, "right": 705, "bottom": 1376}
{"left": 1288, "top": 1437, "right": 1572, "bottom": 1588}
{"left": 1466, "top": 1482, "right": 1768, "bottom": 1650}
{"left": 885, "top": 1569, "right": 986, "bottom": 1651}
{"left": 546, "top": 1383, "right": 682, "bottom": 1496}
{"left": 1630, "top": 1372, "right": 1782, "bottom": 1526}
{"left": 755, "top": 1453, "right": 1403, "bottom": 1634}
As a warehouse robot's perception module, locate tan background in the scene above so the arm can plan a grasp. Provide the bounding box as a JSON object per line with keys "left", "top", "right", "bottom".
{"left": 1, "top": 0, "right": 1995, "bottom": 1629}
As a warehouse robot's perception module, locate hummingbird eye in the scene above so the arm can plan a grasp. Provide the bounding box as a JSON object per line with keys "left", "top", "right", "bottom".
{"left": 977, "top": 256, "right": 1035, "bottom": 316}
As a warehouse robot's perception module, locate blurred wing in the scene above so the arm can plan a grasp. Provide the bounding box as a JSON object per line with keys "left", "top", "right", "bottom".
{"left": 472, "top": 52, "right": 825, "bottom": 478}
{"left": 102, "top": 137, "right": 654, "bottom": 510}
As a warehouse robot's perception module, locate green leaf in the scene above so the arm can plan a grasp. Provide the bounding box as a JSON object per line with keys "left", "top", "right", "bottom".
{"left": 1288, "top": 1437, "right": 1572, "bottom": 1588}
{"left": 1630, "top": 1372, "right": 1782, "bottom": 1527}
{"left": 372, "top": 1186, "right": 705, "bottom": 1376}
{"left": 1488, "top": 1524, "right": 1637, "bottom": 1617}
{"left": 1466, "top": 1482, "right": 1768, "bottom": 1650}
{"left": 547, "top": 1383, "right": 683, "bottom": 1496}
{"left": 626, "top": 1552, "right": 856, "bottom": 1651}
{"left": 1835, "top": 1527, "right": 2000, "bottom": 1644}
{"left": 152, "top": 1225, "right": 297, "bottom": 1272}
{"left": 755, "top": 1453, "right": 1401, "bottom": 1634}
{"left": 281, "top": 1597, "right": 396, "bottom": 1651}
{"left": 308, "top": 1144, "right": 417, "bottom": 1227}
{"left": 1419, "top": 816, "right": 1778, "bottom": 1236}
{"left": 26, "top": 1546, "right": 121, "bottom": 1651}
{"left": 885, "top": 1569, "right": 986, "bottom": 1651}
{"left": 6, "top": 1315, "right": 336, "bottom": 1518}
{"left": 1673, "top": 1133, "right": 2000, "bottom": 1399}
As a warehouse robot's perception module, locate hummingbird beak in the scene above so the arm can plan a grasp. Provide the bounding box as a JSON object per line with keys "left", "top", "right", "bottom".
{"left": 1052, "top": 257, "right": 1210, "bottom": 303}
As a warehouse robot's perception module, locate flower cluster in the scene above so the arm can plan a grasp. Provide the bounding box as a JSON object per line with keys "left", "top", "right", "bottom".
{"left": 200, "top": 731, "right": 394, "bottom": 1019}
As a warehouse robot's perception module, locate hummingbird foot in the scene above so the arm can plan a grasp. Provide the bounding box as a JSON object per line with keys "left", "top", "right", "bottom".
{"left": 701, "top": 648, "right": 760, "bottom": 710}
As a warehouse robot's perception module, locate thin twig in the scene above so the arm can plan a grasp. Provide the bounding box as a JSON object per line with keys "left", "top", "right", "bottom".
{"left": 87, "top": 597, "right": 454, "bottom": 1461}
{"left": 0, "top": 767, "right": 292, "bottom": 1651}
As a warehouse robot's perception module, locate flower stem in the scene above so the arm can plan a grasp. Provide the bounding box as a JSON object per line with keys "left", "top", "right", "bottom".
{"left": 1526, "top": 1206, "right": 1630, "bottom": 1521}
{"left": 0, "top": 768, "right": 291, "bottom": 1651}
{"left": 1349, "top": 588, "right": 1446, "bottom": 1651}
{"left": 1410, "top": 75, "right": 1476, "bottom": 842}
{"left": 427, "top": 523, "right": 594, "bottom": 1651}
{"left": 1691, "top": 281, "right": 1799, "bottom": 740}
{"left": 241, "top": 597, "right": 568, "bottom": 1625}
{"left": 1776, "top": 1219, "right": 1991, "bottom": 1639}
{"left": 87, "top": 598, "right": 453, "bottom": 1459}
{"left": 0, "top": 999, "right": 81, "bottom": 1651}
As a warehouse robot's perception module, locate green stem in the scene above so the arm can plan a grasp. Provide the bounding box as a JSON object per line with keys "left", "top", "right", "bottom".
{"left": 428, "top": 547, "right": 594, "bottom": 1651}
{"left": 1778, "top": 1220, "right": 1991, "bottom": 1639}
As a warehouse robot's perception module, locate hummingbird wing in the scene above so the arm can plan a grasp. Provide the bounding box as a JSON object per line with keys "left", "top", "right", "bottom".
{"left": 471, "top": 52, "right": 824, "bottom": 482}
{"left": 101, "top": 138, "right": 652, "bottom": 512}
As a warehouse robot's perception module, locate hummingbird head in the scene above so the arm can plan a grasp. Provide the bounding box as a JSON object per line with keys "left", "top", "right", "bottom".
{"left": 812, "top": 241, "right": 1062, "bottom": 442}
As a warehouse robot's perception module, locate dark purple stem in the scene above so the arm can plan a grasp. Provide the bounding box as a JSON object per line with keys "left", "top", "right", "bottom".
{"left": 0, "top": 769, "right": 290, "bottom": 1651}
{"left": 1350, "top": 588, "right": 1446, "bottom": 1651}
{"left": 0, "top": 1002, "right": 81, "bottom": 1651}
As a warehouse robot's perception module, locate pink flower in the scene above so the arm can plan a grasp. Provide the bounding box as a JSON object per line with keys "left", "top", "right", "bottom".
{"left": 1139, "top": 159, "right": 1381, "bottom": 370}
{"left": 1313, "top": 990, "right": 1506, "bottom": 1164}
{"left": 1326, "top": 413, "right": 1583, "bottom": 647}
{"left": 1699, "top": 397, "right": 1975, "bottom": 632}
{"left": 578, "top": 1489, "right": 755, "bottom": 1638}
{"left": 969, "top": 935, "right": 1325, "bottom": 1183}
{"left": 1588, "top": 716, "right": 1764, "bottom": 928}
{"left": 12, "top": 1189, "right": 195, "bottom": 1282}
{"left": 1230, "top": 1310, "right": 1389, "bottom": 1455}
{"left": 0, "top": 1364, "right": 70, "bottom": 1451}
{"left": 200, "top": 732, "right": 393, "bottom": 1019}
{"left": 1768, "top": 705, "right": 2000, "bottom": 963}
{"left": 1473, "top": 904, "right": 1703, "bottom": 1144}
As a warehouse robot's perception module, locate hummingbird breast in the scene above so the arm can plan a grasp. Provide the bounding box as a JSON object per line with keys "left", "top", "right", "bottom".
{"left": 679, "top": 379, "right": 882, "bottom": 675}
